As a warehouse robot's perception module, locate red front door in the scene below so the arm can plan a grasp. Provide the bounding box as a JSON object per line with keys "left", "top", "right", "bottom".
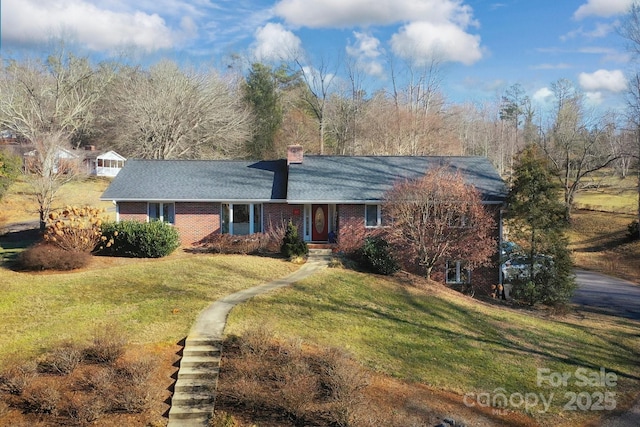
{"left": 311, "top": 204, "right": 328, "bottom": 241}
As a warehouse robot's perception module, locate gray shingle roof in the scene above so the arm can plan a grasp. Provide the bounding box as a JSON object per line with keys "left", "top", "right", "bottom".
{"left": 287, "top": 156, "right": 507, "bottom": 203}
{"left": 101, "top": 159, "right": 288, "bottom": 201}
{"left": 101, "top": 156, "right": 507, "bottom": 204}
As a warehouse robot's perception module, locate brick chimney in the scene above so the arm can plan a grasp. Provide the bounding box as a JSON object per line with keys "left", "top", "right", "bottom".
{"left": 287, "top": 144, "right": 303, "bottom": 165}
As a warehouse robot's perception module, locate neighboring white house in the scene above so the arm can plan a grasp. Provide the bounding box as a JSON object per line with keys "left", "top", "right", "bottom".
{"left": 24, "top": 146, "right": 126, "bottom": 177}
{"left": 84, "top": 150, "right": 126, "bottom": 177}
{"left": 23, "top": 147, "right": 80, "bottom": 174}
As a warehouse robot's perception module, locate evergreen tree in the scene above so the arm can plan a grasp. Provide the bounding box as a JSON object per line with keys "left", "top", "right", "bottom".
{"left": 243, "top": 63, "right": 283, "bottom": 159}
{"left": 506, "top": 144, "right": 576, "bottom": 306}
{"left": 0, "top": 149, "right": 21, "bottom": 201}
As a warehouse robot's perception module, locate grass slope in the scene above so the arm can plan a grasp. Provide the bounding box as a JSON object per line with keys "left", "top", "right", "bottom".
{"left": 226, "top": 269, "right": 640, "bottom": 425}
{"left": 0, "top": 253, "right": 297, "bottom": 364}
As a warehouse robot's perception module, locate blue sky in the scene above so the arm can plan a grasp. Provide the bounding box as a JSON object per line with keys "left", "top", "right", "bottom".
{"left": 1, "top": 0, "right": 635, "bottom": 111}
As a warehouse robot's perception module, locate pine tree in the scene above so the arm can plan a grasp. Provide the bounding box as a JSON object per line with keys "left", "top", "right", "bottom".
{"left": 243, "top": 63, "right": 283, "bottom": 159}
{"left": 506, "top": 144, "right": 576, "bottom": 306}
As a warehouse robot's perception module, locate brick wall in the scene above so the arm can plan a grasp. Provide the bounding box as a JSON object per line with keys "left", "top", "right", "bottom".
{"left": 263, "top": 203, "right": 304, "bottom": 236}
{"left": 175, "top": 202, "right": 220, "bottom": 246}
{"left": 118, "top": 202, "right": 147, "bottom": 222}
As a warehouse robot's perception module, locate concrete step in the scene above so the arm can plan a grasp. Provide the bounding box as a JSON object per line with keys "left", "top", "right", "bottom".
{"left": 179, "top": 355, "right": 220, "bottom": 369}
{"left": 183, "top": 344, "right": 221, "bottom": 358}
{"left": 177, "top": 365, "right": 220, "bottom": 380}
{"left": 173, "top": 378, "right": 216, "bottom": 394}
{"left": 167, "top": 404, "right": 212, "bottom": 422}
{"left": 171, "top": 391, "right": 216, "bottom": 406}
{"left": 309, "top": 248, "right": 333, "bottom": 255}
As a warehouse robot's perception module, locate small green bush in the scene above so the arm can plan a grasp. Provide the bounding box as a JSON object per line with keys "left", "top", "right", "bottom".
{"left": 357, "top": 236, "right": 399, "bottom": 275}
{"left": 280, "top": 221, "right": 308, "bottom": 258}
{"left": 97, "top": 220, "right": 180, "bottom": 258}
{"left": 628, "top": 220, "right": 639, "bottom": 240}
{"left": 17, "top": 244, "right": 91, "bottom": 271}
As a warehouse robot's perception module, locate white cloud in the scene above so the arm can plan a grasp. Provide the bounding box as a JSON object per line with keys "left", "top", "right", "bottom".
{"left": 573, "top": 0, "right": 633, "bottom": 20}
{"left": 346, "top": 32, "right": 384, "bottom": 76}
{"left": 390, "top": 21, "right": 482, "bottom": 66}
{"left": 251, "top": 23, "right": 302, "bottom": 62}
{"left": 532, "top": 63, "right": 572, "bottom": 70}
{"left": 533, "top": 87, "right": 554, "bottom": 103}
{"left": 561, "top": 22, "right": 616, "bottom": 40}
{"left": 584, "top": 91, "right": 604, "bottom": 105}
{"left": 1, "top": 0, "right": 183, "bottom": 51}
{"left": 578, "top": 69, "right": 627, "bottom": 92}
{"left": 273, "top": 0, "right": 484, "bottom": 66}
{"left": 273, "top": 0, "right": 475, "bottom": 28}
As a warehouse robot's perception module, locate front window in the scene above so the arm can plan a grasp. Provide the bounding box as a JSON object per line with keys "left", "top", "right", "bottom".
{"left": 221, "top": 203, "right": 262, "bottom": 235}
{"left": 365, "top": 204, "right": 382, "bottom": 227}
{"left": 446, "top": 261, "right": 470, "bottom": 284}
{"left": 148, "top": 202, "right": 175, "bottom": 224}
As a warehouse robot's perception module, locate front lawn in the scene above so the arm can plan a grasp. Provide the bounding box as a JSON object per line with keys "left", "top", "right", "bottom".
{"left": 0, "top": 252, "right": 298, "bottom": 364}
{"left": 226, "top": 268, "right": 640, "bottom": 426}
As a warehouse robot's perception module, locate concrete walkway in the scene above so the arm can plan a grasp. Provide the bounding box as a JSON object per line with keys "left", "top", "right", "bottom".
{"left": 167, "top": 249, "right": 331, "bottom": 426}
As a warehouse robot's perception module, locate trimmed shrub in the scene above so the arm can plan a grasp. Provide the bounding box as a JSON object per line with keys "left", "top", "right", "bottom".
{"left": 17, "top": 244, "right": 91, "bottom": 271}
{"left": 628, "top": 220, "right": 639, "bottom": 240}
{"left": 97, "top": 220, "right": 180, "bottom": 258}
{"left": 280, "top": 221, "right": 308, "bottom": 258}
{"left": 357, "top": 236, "right": 399, "bottom": 275}
{"left": 195, "top": 233, "right": 271, "bottom": 255}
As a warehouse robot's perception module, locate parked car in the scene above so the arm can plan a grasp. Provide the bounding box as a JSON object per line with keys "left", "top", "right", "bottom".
{"left": 502, "top": 253, "right": 553, "bottom": 282}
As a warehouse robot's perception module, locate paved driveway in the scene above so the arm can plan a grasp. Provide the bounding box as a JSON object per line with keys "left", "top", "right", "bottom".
{"left": 572, "top": 270, "right": 640, "bottom": 320}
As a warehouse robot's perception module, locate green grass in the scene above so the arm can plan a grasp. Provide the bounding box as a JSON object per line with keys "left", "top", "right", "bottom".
{"left": 0, "top": 253, "right": 298, "bottom": 364}
{"left": 226, "top": 268, "right": 640, "bottom": 423}
{"left": 573, "top": 175, "right": 638, "bottom": 214}
{"left": 0, "top": 176, "right": 115, "bottom": 225}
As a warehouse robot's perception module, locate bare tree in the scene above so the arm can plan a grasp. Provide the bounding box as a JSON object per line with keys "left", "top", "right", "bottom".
{"left": 105, "top": 60, "right": 251, "bottom": 160}
{"left": 540, "top": 79, "right": 619, "bottom": 220}
{"left": 383, "top": 167, "right": 496, "bottom": 280}
{"left": 387, "top": 56, "right": 449, "bottom": 155}
{"left": 0, "top": 50, "right": 111, "bottom": 229}
{"left": 292, "top": 56, "right": 339, "bottom": 155}
{"left": 620, "top": 4, "right": 640, "bottom": 237}
{"left": 625, "top": 72, "right": 640, "bottom": 237}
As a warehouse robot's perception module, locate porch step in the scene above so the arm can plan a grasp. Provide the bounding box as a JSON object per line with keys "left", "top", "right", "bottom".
{"left": 309, "top": 248, "right": 332, "bottom": 255}
{"left": 307, "top": 243, "right": 336, "bottom": 250}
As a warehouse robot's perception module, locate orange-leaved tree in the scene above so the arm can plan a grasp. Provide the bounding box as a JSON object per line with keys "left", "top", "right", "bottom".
{"left": 384, "top": 166, "right": 496, "bottom": 279}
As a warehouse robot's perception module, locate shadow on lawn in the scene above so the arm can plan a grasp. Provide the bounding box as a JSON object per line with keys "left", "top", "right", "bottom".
{"left": 0, "top": 227, "right": 41, "bottom": 265}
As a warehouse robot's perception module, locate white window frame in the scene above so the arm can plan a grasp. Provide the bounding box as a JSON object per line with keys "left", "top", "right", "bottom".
{"left": 365, "top": 204, "right": 382, "bottom": 228}
{"left": 446, "top": 261, "right": 471, "bottom": 284}
{"left": 221, "top": 203, "right": 263, "bottom": 235}
{"left": 148, "top": 202, "right": 175, "bottom": 224}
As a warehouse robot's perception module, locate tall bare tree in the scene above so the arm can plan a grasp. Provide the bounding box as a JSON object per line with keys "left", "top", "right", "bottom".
{"left": 540, "top": 79, "right": 619, "bottom": 220}
{"left": 105, "top": 60, "right": 251, "bottom": 160}
{"left": 0, "top": 50, "right": 111, "bottom": 228}
{"left": 620, "top": 5, "right": 640, "bottom": 237}
{"left": 293, "top": 56, "right": 338, "bottom": 155}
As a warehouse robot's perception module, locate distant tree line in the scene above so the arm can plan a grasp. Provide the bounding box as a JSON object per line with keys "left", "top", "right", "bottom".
{"left": 0, "top": 35, "right": 639, "bottom": 224}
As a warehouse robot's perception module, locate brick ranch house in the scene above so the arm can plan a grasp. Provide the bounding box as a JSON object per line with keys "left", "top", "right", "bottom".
{"left": 101, "top": 145, "right": 508, "bottom": 288}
